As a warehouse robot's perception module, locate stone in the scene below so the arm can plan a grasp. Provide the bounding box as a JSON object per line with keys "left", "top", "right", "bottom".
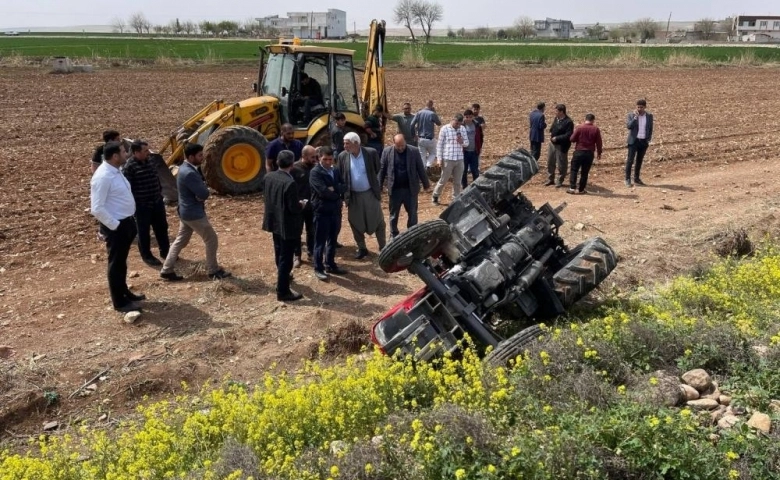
{"left": 769, "top": 400, "right": 780, "bottom": 414}
{"left": 330, "top": 440, "right": 347, "bottom": 455}
{"left": 43, "top": 421, "right": 59, "bottom": 431}
{"left": 708, "top": 433, "right": 720, "bottom": 443}
{"left": 129, "top": 271, "right": 140, "bottom": 278}
{"left": 710, "top": 409, "right": 726, "bottom": 424}
{"left": 371, "top": 435, "right": 383, "bottom": 446}
{"left": 681, "top": 369, "right": 713, "bottom": 393}
{"left": 680, "top": 384, "right": 700, "bottom": 401}
{"left": 746, "top": 412, "right": 771, "bottom": 434}
{"left": 701, "top": 388, "right": 722, "bottom": 401}
{"left": 687, "top": 399, "right": 719, "bottom": 410}
{"left": 124, "top": 311, "right": 142, "bottom": 324}
{"left": 719, "top": 395, "right": 732, "bottom": 406}
{"left": 573, "top": 223, "right": 585, "bottom": 231}
{"left": 718, "top": 415, "right": 740, "bottom": 429}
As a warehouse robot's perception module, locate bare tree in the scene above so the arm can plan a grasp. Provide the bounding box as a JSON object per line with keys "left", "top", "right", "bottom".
{"left": 111, "top": 17, "right": 126, "bottom": 34}
{"left": 411, "top": 1, "right": 443, "bottom": 44}
{"left": 695, "top": 17, "right": 716, "bottom": 39}
{"left": 199, "top": 21, "right": 214, "bottom": 37}
{"left": 182, "top": 20, "right": 196, "bottom": 35}
{"left": 620, "top": 22, "right": 638, "bottom": 40}
{"left": 475, "top": 26, "right": 492, "bottom": 39}
{"left": 608, "top": 27, "right": 623, "bottom": 41}
{"left": 585, "top": 23, "right": 606, "bottom": 40}
{"left": 143, "top": 20, "right": 152, "bottom": 35}
{"left": 633, "top": 17, "right": 658, "bottom": 40}
{"left": 129, "top": 12, "right": 148, "bottom": 35}
{"left": 394, "top": 0, "right": 419, "bottom": 41}
{"left": 153, "top": 24, "right": 164, "bottom": 35}
{"left": 513, "top": 16, "right": 535, "bottom": 39}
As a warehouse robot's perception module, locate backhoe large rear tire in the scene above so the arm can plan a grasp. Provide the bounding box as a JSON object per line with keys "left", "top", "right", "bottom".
{"left": 202, "top": 126, "right": 268, "bottom": 195}
{"left": 553, "top": 237, "right": 617, "bottom": 307}
{"left": 378, "top": 220, "right": 451, "bottom": 273}
{"left": 467, "top": 149, "right": 537, "bottom": 207}
{"left": 484, "top": 324, "right": 543, "bottom": 368}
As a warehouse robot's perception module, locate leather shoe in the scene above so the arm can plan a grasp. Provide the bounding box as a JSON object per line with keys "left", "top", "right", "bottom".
{"left": 543, "top": 180, "right": 555, "bottom": 186}
{"left": 277, "top": 289, "right": 303, "bottom": 302}
{"left": 293, "top": 256, "right": 302, "bottom": 268}
{"left": 142, "top": 256, "right": 163, "bottom": 267}
{"left": 125, "top": 291, "right": 146, "bottom": 302}
{"left": 566, "top": 188, "right": 577, "bottom": 195}
{"left": 115, "top": 301, "right": 143, "bottom": 313}
{"left": 326, "top": 266, "right": 348, "bottom": 275}
{"left": 335, "top": 242, "right": 344, "bottom": 249}
{"left": 634, "top": 178, "right": 646, "bottom": 186}
{"left": 314, "top": 270, "right": 329, "bottom": 281}
{"left": 208, "top": 269, "right": 232, "bottom": 280}
{"left": 354, "top": 248, "right": 369, "bottom": 260}
{"left": 625, "top": 180, "right": 633, "bottom": 187}
{"left": 160, "top": 271, "right": 184, "bottom": 281}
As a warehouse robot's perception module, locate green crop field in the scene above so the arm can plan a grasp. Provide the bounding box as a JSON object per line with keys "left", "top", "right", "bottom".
{"left": 1, "top": 36, "right": 779, "bottom": 65}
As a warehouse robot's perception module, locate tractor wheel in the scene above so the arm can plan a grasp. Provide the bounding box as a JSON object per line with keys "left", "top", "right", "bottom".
{"left": 484, "top": 324, "right": 544, "bottom": 367}
{"left": 202, "top": 126, "right": 268, "bottom": 195}
{"left": 378, "top": 219, "right": 451, "bottom": 273}
{"left": 553, "top": 237, "right": 617, "bottom": 307}
{"left": 469, "top": 149, "right": 537, "bottom": 207}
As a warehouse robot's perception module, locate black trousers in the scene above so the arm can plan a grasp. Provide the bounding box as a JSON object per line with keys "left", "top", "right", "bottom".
{"left": 294, "top": 207, "right": 314, "bottom": 257}
{"left": 101, "top": 217, "right": 137, "bottom": 309}
{"left": 626, "top": 139, "right": 649, "bottom": 181}
{"left": 135, "top": 200, "right": 170, "bottom": 259}
{"left": 313, "top": 213, "right": 341, "bottom": 271}
{"left": 570, "top": 150, "right": 595, "bottom": 192}
{"left": 530, "top": 141, "right": 542, "bottom": 160}
{"left": 388, "top": 187, "right": 419, "bottom": 236}
{"left": 273, "top": 233, "right": 297, "bottom": 296}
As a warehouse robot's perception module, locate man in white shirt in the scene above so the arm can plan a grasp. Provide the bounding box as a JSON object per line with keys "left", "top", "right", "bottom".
{"left": 432, "top": 113, "right": 469, "bottom": 205}
{"left": 91, "top": 141, "right": 144, "bottom": 313}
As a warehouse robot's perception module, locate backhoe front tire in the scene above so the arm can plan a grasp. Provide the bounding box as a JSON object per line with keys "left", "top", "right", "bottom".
{"left": 202, "top": 126, "right": 268, "bottom": 195}
{"left": 378, "top": 220, "right": 451, "bottom": 273}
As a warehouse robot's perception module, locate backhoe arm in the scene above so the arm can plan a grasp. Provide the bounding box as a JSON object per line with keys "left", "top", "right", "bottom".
{"left": 360, "top": 20, "right": 387, "bottom": 124}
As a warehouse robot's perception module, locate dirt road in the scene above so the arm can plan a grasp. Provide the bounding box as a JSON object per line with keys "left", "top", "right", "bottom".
{"left": 1, "top": 66, "right": 779, "bottom": 439}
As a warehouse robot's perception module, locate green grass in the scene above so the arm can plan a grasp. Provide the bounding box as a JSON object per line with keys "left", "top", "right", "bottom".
{"left": 1, "top": 36, "right": 779, "bottom": 65}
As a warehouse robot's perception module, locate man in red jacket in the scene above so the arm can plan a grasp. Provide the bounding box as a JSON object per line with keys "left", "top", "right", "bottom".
{"left": 568, "top": 113, "right": 603, "bottom": 195}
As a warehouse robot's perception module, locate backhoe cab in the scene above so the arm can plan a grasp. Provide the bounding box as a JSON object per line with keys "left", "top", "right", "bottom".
{"left": 158, "top": 20, "right": 387, "bottom": 195}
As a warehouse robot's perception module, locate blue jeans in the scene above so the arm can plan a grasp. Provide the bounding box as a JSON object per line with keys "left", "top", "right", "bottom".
{"left": 461, "top": 150, "right": 480, "bottom": 188}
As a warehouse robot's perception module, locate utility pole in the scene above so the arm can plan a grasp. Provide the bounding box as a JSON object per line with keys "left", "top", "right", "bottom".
{"left": 666, "top": 12, "right": 672, "bottom": 39}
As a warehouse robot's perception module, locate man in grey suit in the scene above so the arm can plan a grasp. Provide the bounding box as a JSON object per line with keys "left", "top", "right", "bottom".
{"left": 379, "top": 134, "right": 431, "bottom": 239}
{"left": 625, "top": 98, "right": 654, "bottom": 187}
{"left": 337, "top": 132, "right": 386, "bottom": 259}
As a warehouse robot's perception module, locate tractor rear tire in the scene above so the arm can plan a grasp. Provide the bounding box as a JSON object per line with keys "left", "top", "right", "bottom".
{"left": 553, "top": 237, "right": 617, "bottom": 307}
{"left": 468, "top": 149, "right": 537, "bottom": 207}
{"left": 378, "top": 219, "right": 451, "bottom": 273}
{"left": 484, "top": 324, "right": 543, "bottom": 367}
{"left": 202, "top": 126, "right": 268, "bottom": 195}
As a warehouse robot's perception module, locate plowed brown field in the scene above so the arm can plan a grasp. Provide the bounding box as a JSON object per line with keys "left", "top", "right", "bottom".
{"left": 1, "top": 66, "right": 780, "bottom": 441}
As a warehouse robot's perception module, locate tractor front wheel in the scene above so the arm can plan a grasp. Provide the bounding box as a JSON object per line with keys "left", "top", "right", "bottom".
{"left": 202, "top": 126, "right": 268, "bottom": 195}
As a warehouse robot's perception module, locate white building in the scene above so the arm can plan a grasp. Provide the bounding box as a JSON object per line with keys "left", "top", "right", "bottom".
{"left": 534, "top": 18, "right": 574, "bottom": 39}
{"left": 258, "top": 9, "right": 347, "bottom": 39}
{"left": 732, "top": 15, "right": 780, "bottom": 42}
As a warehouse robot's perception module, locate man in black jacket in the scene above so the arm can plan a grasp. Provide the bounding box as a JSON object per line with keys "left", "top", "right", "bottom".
{"left": 262, "top": 150, "right": 304, "bottom": 301}
{"left": 309, "top": 146, "right": 348, "bottom": 281}
{"left": 545, "top": 104, "right": 574, "bottom": 188}
{"left": 291, "top": 145, "right": 318, "bottom": 268}
{"left": 378, "top": 134, "right": 430, "bottom": 239}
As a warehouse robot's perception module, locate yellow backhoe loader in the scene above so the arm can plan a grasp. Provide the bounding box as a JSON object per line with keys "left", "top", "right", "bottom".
{"left": 157, "top": 20, "right": 387, "bottom": 195}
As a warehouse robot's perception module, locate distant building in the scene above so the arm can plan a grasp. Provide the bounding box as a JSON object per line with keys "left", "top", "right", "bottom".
{"left": 258, "top": 9, "right": 347, "bottom": 39}
{"left": 534, "top": 18, "right": 574, "bottom": 39}
{"left": 732, "top": 15, "right": 780, "bottom": 42}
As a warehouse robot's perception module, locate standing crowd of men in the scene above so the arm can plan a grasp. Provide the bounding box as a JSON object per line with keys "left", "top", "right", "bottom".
{"left": 89, "top": 97, "right": 652, "bottom": 311}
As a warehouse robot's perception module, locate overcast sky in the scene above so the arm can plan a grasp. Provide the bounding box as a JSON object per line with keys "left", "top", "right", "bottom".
{"left": 0, "top": 0, "right": 775, "bottom": 30}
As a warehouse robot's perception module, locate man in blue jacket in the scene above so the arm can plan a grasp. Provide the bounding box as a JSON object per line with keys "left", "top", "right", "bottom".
{"left": 160, "top": 143, "right": 231, "bottom": 281}
{"left": 625, "top": 99, "right": 654, "bottom": 187}
{"left": 309, "top": 146, "right": 348, "bottom": 281}
{"left": 529, "top": 102, "right": 547, "bottom": 161}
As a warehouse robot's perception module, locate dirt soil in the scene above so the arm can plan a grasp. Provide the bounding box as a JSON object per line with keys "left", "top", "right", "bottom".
{"left": 1, "top": 65, "right": 780, "bottom": 444}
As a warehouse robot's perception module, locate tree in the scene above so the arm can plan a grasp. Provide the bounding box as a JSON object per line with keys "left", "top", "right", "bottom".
{"left": 457, "top": 27, "right": 466, "bottom": 37}
{"left": 585, "top": 23, "right": 606, "bottom": 40}
{"left": 393, "top": 0, "right": 418, "bottom": 41}
{"left": 608, "top": 27, "right": 623, "bottom": 41}
{"left": 216, "top": 20, "right": 239, "bottom": 37}
{"left": 111, "top": 17, "right": 126, "bottom": 34}
{"left": 620, "top": 22, "right": 638, "bottom": 40}
{"left": 695, "top": 17, "right": 716, "bottom": 39}
{"left": 182, "top": 20, "right": 196, "bottom": 35}
{"left": 411, "top": 1, "right": 443, "bottom": 44}
{"left": 199, "top": 21, "right": 214, "bottom": 36}
{"left": 153, "top": 24, "right": 164, "bottom": 35}
{"left": 475, "top": 26, "right": 491, "bottom": 39}
{"left": 129, "top": 12, "right": 148, "bottom": 35}
{"left": 513, "top": 16, "right": 535, "bottom": 40}
{"left": 633, "top": 17, "right": 658, "bottom": 40}
{"left": 446, "top": 26, "right": 455, "bottom": 38}
{"left": 497, "top": 29, "right": 507, "bottom": 39}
